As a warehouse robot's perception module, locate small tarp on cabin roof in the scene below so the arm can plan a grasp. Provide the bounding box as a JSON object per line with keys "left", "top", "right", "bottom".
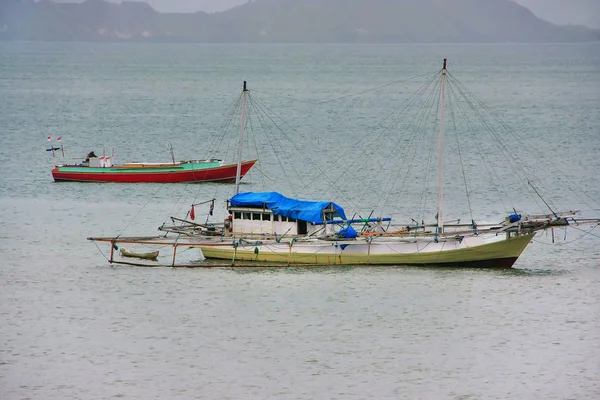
{"left": 230, "top": 192, "right": 347, "bottom": 224}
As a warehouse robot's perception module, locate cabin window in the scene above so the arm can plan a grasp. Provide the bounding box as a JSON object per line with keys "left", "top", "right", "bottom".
{"left": 234, "top": 212, "right": 241, "bottom": 219}
{"left": 281, "top": 216, "right": 287, "bottom": 222}
{"left": 262, "top": 213, "right": 271, "bottom": 221}
{"left": 298, "top": 220, "right": 308, "bottom": 235}
{"left": 288, "top": 217, "right": 296, "bottom": 222}
{"left": 243, "top": 212, "right": 251, "bottom": 220}
{"left": 252, "top": 213, "right": 261, "bottom": 220}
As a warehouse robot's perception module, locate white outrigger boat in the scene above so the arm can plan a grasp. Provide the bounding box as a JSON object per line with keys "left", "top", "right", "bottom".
{"left": 89, "top": 60, "right": 599, "bottom": 268}
{"left": 184, "top": 192, "right": 539, "bottom": 268}
{"left": 151, "top": 190, "right": 581, "bottom": 268}
{"left": 89, "top": 189, "right": 580, "bottom": 268}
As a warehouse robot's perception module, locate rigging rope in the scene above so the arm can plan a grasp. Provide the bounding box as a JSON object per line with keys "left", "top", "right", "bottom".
{"left": 116, "top": 184, "right": 170, "bottom": 239}
{"left": 446, "top": 79, "right": 512, "bottom": 212}
{"left": 377, "top": 74, "right": 443, "bottom": 220}
{"left": 247, "top": 93, "right": 352, "bottom": 202}
{"left": 248, "top": 94, "right": 308, "bottom": 195}
{"left": 308, "top": 70, "right": 444, "bottom": 214}
{"left": 446, "top": 73, "right": 546, "bottom": 214}
{"left": 533, "top": 223, "right": 600, "bottom": 245}
{"left": 446, "top": 72, "right": 599, "bottom": 216}
{"left": 251, "top": 71, "right": 433, "bottom": 106}
{"left": 447, "top": 84, "right": 475, "bottom": 224}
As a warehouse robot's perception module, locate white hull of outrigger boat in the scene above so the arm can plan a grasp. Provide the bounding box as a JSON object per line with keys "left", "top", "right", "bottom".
{"left": 196, "top": 233, "right": 534, "bottom": 268}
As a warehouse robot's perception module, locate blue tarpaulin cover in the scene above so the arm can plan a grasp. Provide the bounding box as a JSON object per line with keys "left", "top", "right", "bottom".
{"left": 230, "top": 192, "right": 347, "bottom": 224}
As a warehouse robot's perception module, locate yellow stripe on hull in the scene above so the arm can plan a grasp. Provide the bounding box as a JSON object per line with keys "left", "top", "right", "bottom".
{"left": 198, "top": 234, "right": 534, "bottom": 268}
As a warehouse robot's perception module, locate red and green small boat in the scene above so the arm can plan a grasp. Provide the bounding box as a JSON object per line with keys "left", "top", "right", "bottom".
{"left": 51, "top": 81, "right": 259, "bottom": 184}
{"left": 51, "top": 158, "right": 257, "bottom": 183}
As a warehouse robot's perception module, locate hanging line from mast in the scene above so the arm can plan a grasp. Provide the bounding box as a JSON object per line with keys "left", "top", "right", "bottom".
{"left": 315, "top": 71, "right": 436, "bottom": 105}
{"left": 280, "top": 67, "right": 444, "bottom": 220}
{"left": 445, "top": 72, "right": 548, "bottom": 214}
{"left": 351, "top": 71, "right": 441, "bottom": 215}
{"left": 247, "top": 93, "right": 308, "bottom": 191}
{"left": 390, "top": 75, "right": 441, "bottom": 223}
{"left": 448, "top": 73, "right": 600, "bottom": 215}
{"left": 250, "top": 71, "right": 434, "bottom": 106}
{"left": 445, "top": 72, "right": 600, "bottom": 216}
{"left": 446, "top": 78, "right": 475, "bottom": 227}
{"left": 246, "top": 94, "right": 311, "bottom": 196}
{"left": 445, "top": 76, "right": 513, "bottom": 214}
{"left": 115, "top": 183, "right": 172, "bottom": 239}
{"left": 347, "top": 67, "right": 449, "bottom": 221}
{"left": 247, "top": 93, "right": 352, "bottom": 201}
{"left": 204, "top": 94, "right": 243, "bottom": 156}
{"left": 298, "top": 72, "right": 441, "bottom": 185}
{"left": 302, "top": 70, "right": 444, "bottom": 214}
{"left": 528, "top": 180, "right": 559, "bottom": 219}
{"left": 164, "top": 88, "right": 247, "bottom": 229}
{"left": 350, "top": 72, "right": 442, "bottom": 218}
{"left": 340, "top": 71, "right": 442, "bottom": 200}
{"left": 245, "top": 105, "right": 267, "bottom": 190}
{"left": 177, "top": 90, "right": 244, "bottom": 226}
{"left": 410, "top": 75, "right": 442, "bottom": 225}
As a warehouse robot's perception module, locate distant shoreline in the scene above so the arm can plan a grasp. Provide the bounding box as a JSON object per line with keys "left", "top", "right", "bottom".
{"left": 2, "top": 41, "right": 600, "bottom": 45}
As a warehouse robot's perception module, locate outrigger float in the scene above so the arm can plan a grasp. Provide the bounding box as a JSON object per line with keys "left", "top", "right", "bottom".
{"left": 119, "top": 247, "right": 159, "bottom": 261}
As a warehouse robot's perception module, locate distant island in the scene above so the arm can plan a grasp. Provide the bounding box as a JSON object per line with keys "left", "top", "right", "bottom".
{"left": 2, "top": 0, "right": 599, "bottom": 43}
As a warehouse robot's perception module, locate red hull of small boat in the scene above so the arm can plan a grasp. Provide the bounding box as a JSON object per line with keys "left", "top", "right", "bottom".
{"left": 52, "top": 161, "right": 256, "bottom": 183}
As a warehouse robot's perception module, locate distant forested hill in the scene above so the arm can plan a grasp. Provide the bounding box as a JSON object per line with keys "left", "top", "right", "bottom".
{"left": 1, "top": 0, "right": 599, "bottom": 43}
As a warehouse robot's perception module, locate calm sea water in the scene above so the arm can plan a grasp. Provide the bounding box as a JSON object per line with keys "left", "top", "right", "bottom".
{"left": 1, "top": 42, "right": 599, "bottom": 399}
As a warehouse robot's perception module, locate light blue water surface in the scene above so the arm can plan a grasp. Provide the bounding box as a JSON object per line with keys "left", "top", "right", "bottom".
{"left": 1, "top": 42, "right": 599, "bottom": 399}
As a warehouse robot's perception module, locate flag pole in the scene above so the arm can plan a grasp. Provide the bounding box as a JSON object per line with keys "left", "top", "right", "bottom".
{"left": 57, "top": 137, "right": 64, "bottom": 157}
{"left": 47, "top": 136, "right": 55, "bottom": 157}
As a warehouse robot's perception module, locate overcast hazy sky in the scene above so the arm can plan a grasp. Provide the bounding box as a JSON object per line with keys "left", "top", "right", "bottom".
{"left": 54, "top": 0, "right": 600, "bottom": 28}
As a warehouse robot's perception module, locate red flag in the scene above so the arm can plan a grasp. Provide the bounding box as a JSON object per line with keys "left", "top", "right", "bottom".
{"left": 47, "top": 136, "right": 51, "bottom": 141}
{"left": 57, "top": 137, "right": 62, "bottom": 141}
{"left": 190, "top": 205, "right": 195, "bottom": 221}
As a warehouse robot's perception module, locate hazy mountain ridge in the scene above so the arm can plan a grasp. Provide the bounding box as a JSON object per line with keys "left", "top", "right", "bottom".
{"left": 1, "top": 0, "right": 599, "bottom": 43}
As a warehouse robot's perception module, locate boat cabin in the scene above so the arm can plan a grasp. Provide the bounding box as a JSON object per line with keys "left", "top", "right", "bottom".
{"left": 81, "top": 155, "right": 112, "bottom": 168}
{"left": 226, "top": 192, "right": 346, "bottom": 236}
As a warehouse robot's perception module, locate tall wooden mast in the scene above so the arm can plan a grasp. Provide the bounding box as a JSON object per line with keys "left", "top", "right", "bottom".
{"left": 235, "top": 81, "right": 249, "bottom": 195}
{"left": 437, "top": 59, "right": 447, "bottom": 234}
